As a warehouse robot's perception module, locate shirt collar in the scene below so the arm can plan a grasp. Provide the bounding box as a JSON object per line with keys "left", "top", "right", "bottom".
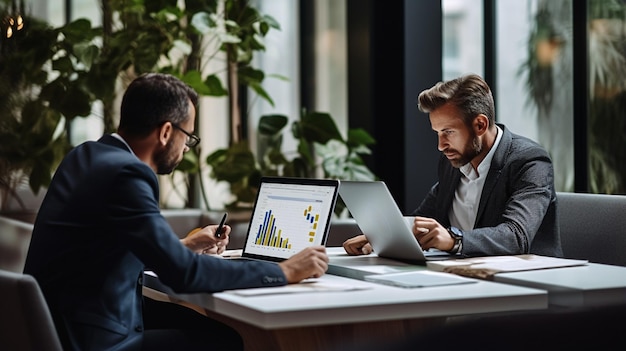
{"left": 111, "top": 133, "right": 136, "bottom": 156}
{"left": 459, "top": 125, "right": 503, "bottom": 179}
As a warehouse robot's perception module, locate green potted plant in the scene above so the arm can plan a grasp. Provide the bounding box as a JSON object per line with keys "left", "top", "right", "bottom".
{"left": 206, "top": 109, "right": 377, "bottom": 212}
{"left": 0, "top": 1, "right": 95, "bottom": 220}
{"left": 0, "top": 0, "right": 281, "bottom": 214}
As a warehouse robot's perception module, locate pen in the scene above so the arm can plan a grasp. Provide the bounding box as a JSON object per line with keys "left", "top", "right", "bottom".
{"left": 215, "top": 213, "right": 228, "bottom": 238}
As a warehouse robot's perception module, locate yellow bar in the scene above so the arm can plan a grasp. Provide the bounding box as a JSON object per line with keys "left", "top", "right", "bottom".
{"left": 264, "top": 215, "right": 275, "bottom": 246}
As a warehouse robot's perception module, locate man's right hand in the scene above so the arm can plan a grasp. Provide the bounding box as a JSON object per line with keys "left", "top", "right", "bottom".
{"left": 342, "top": 234, "right": 373, "bottom": 256}
{"left": 278, "top": 246, "right": 329, "bottom": 283}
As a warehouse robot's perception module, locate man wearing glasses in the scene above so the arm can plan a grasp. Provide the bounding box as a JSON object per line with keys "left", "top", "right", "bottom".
{"left": 24, "top": 73, "right": 329, "bottom": 351}
{"left": 171, "top": 123, "right": 201, "bottom": 148}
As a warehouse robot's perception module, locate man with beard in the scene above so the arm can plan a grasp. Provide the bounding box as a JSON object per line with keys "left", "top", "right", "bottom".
{"left": 24, "top": 73, "right": 329, "bottom": 351}
{"left": 343, "top": 74, "right": 562, "bottom": 258}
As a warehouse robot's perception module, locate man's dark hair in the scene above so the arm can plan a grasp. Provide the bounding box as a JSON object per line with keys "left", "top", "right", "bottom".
{"left": 417, "top": 74, "right": 495, "bottom": 127}
{"left": 118, "top": 73, "right": 199, "bottom": 136}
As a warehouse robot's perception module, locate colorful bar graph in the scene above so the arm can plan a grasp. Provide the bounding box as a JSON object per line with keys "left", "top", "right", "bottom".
{"left": 254, "top": 204, "right": 322, "bottom": 249}
{"left": 255, "top": 210, "right": 291, "bottom": 249}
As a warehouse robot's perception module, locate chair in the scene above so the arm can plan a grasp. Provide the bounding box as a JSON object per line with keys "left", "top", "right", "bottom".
{"left": 0, "top": 269, "right": 63, "bottom": 351}
{"left": 0, "top": 216, "right": 35, "bottom": 273}
{"left": 557, "top": 192, "right": 626, "bottom": 266}
{"left": 327, "top": 218, "right": 362, "bottom": 247}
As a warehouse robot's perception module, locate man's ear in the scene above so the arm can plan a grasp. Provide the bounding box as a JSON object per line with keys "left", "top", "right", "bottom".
{"left": 157, "top": 122, "right": 173, "bottom": 146}
{"left": 473, "top": 114, "right": 489, "bottom": 136}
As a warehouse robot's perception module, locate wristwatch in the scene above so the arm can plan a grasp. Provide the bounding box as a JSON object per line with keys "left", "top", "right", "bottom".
{"left": 447, "top": 226, "right": 463, "bottom": 254}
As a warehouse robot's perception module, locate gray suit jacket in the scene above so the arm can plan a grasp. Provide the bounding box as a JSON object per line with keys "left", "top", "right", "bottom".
{"left": 24, "top": 135, "right": 286, "bottom": 351}
{"left": 411, "top": 124, "right": 563, "bottom": 257}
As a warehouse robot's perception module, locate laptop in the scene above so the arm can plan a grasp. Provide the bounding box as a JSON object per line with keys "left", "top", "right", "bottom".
{"left": 237, "top": 176, "right": 340, "bottom": 262}
{"left": 338, "top": 180, "right": 454, "bottom": 264}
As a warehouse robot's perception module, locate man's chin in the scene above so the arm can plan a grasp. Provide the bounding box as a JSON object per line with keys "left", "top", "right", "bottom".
{"left": 445, "top": 155, "right": 459, "bottom": 167}
{"left": 448, "top": 158, "right": 468, "bottom": 169}
{"left": 157, "top": 163, "right": 180, "bottom": 175}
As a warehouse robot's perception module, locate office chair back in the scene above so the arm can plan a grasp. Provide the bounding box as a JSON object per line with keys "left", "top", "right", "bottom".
{"left": 0, "top": 269, "right": 63, "bottom": 351}
{"left": 557, "top": 192, "right": 626, "bottom": 266}
{"left": 0, "top": 216, "right": 34, "bottom": 273}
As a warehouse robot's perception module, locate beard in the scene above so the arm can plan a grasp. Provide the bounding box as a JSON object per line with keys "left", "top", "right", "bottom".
{"left": 155, "top": 140, "right": 181, "bottom": 175}
{"left": 448, "top": 133, "right": 483, "bottom": 168}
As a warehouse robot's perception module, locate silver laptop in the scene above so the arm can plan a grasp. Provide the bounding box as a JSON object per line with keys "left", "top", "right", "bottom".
{"left": 239, "top": 177, "right": 340, "bottom": 262}
{"left": 339, "top": 180, "right": 454, "bottom": 264}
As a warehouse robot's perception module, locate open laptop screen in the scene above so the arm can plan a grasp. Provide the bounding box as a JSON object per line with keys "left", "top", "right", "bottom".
{"left": 339, "top": 180, "right": 453, "bottom": 264}
{"left": 241, "top": 177, "right": 340, "bottom": 262}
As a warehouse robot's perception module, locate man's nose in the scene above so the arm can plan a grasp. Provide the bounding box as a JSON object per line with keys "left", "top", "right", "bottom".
{"left": 437, "top": 137, "right": 446, "bottom": 151}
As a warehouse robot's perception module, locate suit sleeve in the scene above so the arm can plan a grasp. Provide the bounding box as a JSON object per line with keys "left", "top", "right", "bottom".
{"left": 462, "top": 142, "right": 555, "bottom": 256}
{"left": 106, "top": 162, "right": 286, "bottom": 293}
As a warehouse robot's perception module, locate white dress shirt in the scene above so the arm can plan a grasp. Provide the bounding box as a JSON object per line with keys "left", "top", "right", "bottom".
{"left": 449, "top": 125, "right": 503, "bottom": 231}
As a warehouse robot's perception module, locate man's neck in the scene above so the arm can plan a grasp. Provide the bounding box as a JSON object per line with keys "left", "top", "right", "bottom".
{"left": 117, "top": 132, "right": 157, "bottom": 173}
{"left": 470, "top": 125, "right": 498, "bottom": 171}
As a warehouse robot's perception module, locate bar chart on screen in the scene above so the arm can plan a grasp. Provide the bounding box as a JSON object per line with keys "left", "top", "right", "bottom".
{"left": 241, "top": 178, "right": 338, "bottom": 261}
{"left": 248, "top": 194, "right": 329, "bottom": 256}
{"left": 254, "top": 205, "right": 321, "bottom": 248}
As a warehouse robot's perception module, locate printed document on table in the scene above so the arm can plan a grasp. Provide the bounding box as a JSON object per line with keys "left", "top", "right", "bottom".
{"left": 364, "top": 270, "right": 477, "bottom": 288}
{"left": 426, "top": 255, "right": 588, "bottom": 279}
{"left": 224, "top": 280, "right": 372, "bottom": 296}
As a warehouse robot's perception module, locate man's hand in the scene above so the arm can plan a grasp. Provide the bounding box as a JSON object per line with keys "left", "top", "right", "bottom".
{"left": 180, "top": 225, "right": 231, "bottom": 255}
{"left": 278, "top": 246, "right": 329, "bottom": 283}
{"left": 412, "top": 216, "right": 455, "bottom": 251}
{"left": 342, "top": 234, "right": 373, "bottom": 256}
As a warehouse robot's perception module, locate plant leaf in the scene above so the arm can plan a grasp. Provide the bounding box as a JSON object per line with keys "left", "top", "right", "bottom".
{"left": 258, "top": 114, "right": 288, "bottom": 135}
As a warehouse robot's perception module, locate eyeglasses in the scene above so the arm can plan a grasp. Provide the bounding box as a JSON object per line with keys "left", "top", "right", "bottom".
{"left": 172, "top": 123, "right": 201, "bottom": 148}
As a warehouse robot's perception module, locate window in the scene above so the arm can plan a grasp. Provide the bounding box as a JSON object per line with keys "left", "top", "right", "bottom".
{"left": 497, "top": 0, "right": 574, "bottom": 192}
{"left": 442, "top": 0, "right": 484, "bottom": 80}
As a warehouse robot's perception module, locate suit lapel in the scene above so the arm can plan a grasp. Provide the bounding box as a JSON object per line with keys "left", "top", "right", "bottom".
{"left": 475, "top": 125, "right": 510, "bottom": 224}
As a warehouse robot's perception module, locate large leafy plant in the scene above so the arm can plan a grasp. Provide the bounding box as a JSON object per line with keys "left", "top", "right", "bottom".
{"left": 206, "top": 109, "right": 377, "bottom": 210}
{"left": 0, "top": 0, "right": 281, "bottom": 211}
{"left": 0, "top": 1, "right": 98, "bottom": 211}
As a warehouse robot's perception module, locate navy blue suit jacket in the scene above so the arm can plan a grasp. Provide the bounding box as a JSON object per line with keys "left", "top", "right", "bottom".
{"left": 411, "top": 125, "right": 563, "bottom": 257}
{"left": 24, "top": 135, "right": 286, "bottom": 350}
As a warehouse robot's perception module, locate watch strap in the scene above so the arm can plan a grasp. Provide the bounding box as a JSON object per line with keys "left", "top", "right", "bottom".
{"left": 447, "top": 227, "right": 463, "bottom": 254}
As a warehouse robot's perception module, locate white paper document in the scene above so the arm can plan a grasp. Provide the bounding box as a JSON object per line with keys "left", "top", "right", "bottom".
{"left": 364, "top": 270, "right": 477, "bottom": 288}
{"left": 224, "top": 281, "right": 372, "bottom": 296}
{"left": 426, "top": 255, "right": 588, "bottom": 274}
